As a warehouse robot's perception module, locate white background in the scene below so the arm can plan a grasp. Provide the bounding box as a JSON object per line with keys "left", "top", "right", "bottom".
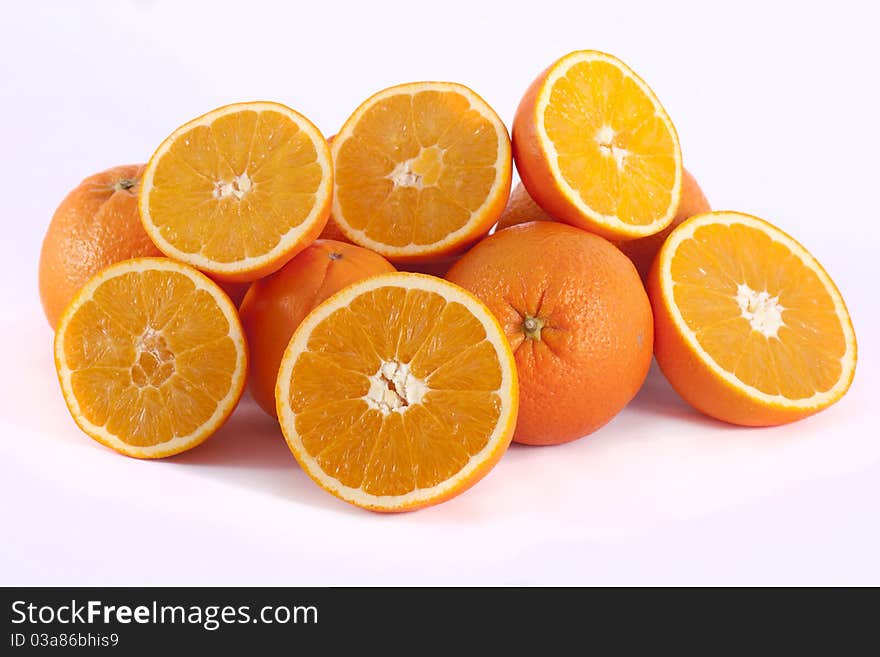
{"left": 1, "top": 0, "right": 878, "bottom": 585}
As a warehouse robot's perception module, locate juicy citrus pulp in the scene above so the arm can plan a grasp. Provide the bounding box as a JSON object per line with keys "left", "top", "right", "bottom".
{"left": 275, "top": 273, "right": 518, "bottom": 511}
{"left": 140, "top": 102, "right": 332, "bottom": 282}
{"left": 650, "top": 211, "right": 857, "bottom": 425}
{"left": 332, "top": 82, "right": 512, "bottom": 261}
{"left": 514, "top": 50, "right": 682, "bottom": 239}
{"left": 54, "top": 258, "right": 248, "bottom": 457}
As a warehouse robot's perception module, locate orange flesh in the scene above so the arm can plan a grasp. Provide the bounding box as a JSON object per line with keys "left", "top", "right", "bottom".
{"left": 62, "top": 270, "right": 237, "bottom": 445}
{"left": 334, "top": 90, "right": 501, "bottom": 247}
{"left": 670, "top": 222, "right": 846, "bottom": 398}
{"left": 543, "top": 60, "right": 677, "bottom": 225}
{"left": 147, "top": 110, "right": 324, "bottom": 262}
{"left": 287, "top": 286, "right": 503, "bottom": 496}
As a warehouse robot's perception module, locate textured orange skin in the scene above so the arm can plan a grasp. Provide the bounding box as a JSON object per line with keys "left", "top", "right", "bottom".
{"left": 332, "top": 84, "right": 513, "bottom": 264}
{"left": 447, "top": 222, "right": 653, "bottom": 445}
{"left": 496, "top": 169, "right": 710, "bottom": 281}
{"left": 53, "top": 258, "right": 249, "bottom": 459}
{"left": 39, "top": 165, "right": 161, "bottom": 328}
{"left": 647, "top": 215, "right": 858, "bottom": 427}
{"left": 240, "top": 240, "right": 395, "bottom": 417}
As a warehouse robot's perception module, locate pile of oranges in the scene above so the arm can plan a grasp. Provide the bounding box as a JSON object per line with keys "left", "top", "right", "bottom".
{"left": 40, "top": 50, "right": 857, "bottom": 512}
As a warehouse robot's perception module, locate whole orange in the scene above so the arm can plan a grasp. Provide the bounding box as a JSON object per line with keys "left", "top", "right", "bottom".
{"left": 39, "top": 164, "right": 160, "bottom": 328}
{"left": 239, "top": 239, "right": 395, "bottom": 417}
{"left": 495, "top": 169, "right": 711, "bottom": 281}
{"left": 446, "top": 221, "right": 653, "bottom": 445}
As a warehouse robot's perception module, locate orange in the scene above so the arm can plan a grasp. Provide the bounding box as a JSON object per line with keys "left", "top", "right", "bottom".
{"left": 447, "top": 221, "right": 652, "bottom": 445}
{"left": 494, "top": 180, "right": 554, "bottom": 229}
{"left": 331, "top": 82, "right": 512, "bottom": 262}
{"left": 140, "top": 102, "right": 333, "bottom": 282}
{"left": 240, "top": 239, "right": 395, "bottom": 417}
{"left": 39, "top": 164, "right": 161, "bottom": 328}
{"left": 217, "top": 280, "right": 251, "bottom": 307}
{"left": 317, "top": 215, "right": 350, "bottom": 243}
{"left": 54, "top": 258, "right": 248, "bottom": 458}
{"left": 275, "top": 272, "right": 518, "bottom": 512}
{"left": 496, "top": 168, "right": 711, "bottom": 280}
{"left": 648, "top": 211, "right": 857, "bottom": 426}
{"left": 513, "top": 50, "right": 682, "bottom": 240}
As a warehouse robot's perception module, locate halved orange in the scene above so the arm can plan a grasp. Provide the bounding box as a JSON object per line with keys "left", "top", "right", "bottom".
{"left": 331, "top": 82, "right": 512, "bottom": 262}
{"left": 513, "top": 50, "right": 682, "bottom": 240}
{"left": 140, "top": 102, "right": 333, "bottom": 282}
{"left": 54, "top": 258, "right": 248, "bottom": 458}
{"left": 648, "top": 211, "right": 857, "bottom": 426}
{"left": 275, "top": 272, "right": 518, "bottom": 512}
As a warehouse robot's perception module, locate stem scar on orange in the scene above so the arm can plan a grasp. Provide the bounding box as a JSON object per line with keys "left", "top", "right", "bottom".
{"left": 447, "top": 221, "right": 653, "bottom": 445}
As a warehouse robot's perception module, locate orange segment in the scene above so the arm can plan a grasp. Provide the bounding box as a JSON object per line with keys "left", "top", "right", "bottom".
{"left": 140, "top": 102, "right": 332, "bottom": 282}
{"left": 331, "top": 83, "right": 512, "bottom": 262}
{"left": 648, "top": 211, "right": 857, "bottom": 426}
{"left": 513, "top": 50, "right": 682, "bottom": 240}
{"left": 275, "top": 273, "right": 518, "bottom": 512}
{"left": 54, "top": 258, "right": 248, "bottom": 458}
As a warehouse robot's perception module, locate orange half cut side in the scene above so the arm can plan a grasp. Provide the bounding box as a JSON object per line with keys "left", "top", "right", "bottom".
{"left": 332, "top": 82, "right": 512, "bottom": 262}
{"left": 275, "top": 272, "right": 519, "bottom": 511}
{"left": 140, "top": 102, "right": 333, "bottom": 282}
{"left": 514, "top": 50, "right": 682, "bottom": 240}
{"left": 54, "top": 258, "right": 248, "bottom": 457}
{"left": 649, "top": 211, "right": 857, "bottom": 425}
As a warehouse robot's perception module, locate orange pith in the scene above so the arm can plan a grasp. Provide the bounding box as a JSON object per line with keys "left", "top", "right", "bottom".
{"left": 513, "top": 50, "right": 682, "bottom": 240}
{"left": 649, "top": 211, "right": 857, "bottom": 426}
{"left": 140, "top": 102, "right": 333, "bottom": 282}
{"left": 54, "top": 258, "right": 248, "bottom": 458}
{"left": 331, "top": 82, "right": 512, "bottom": 262}
{"left": 275, "top": 273, "right": 518, "bottom": 511}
